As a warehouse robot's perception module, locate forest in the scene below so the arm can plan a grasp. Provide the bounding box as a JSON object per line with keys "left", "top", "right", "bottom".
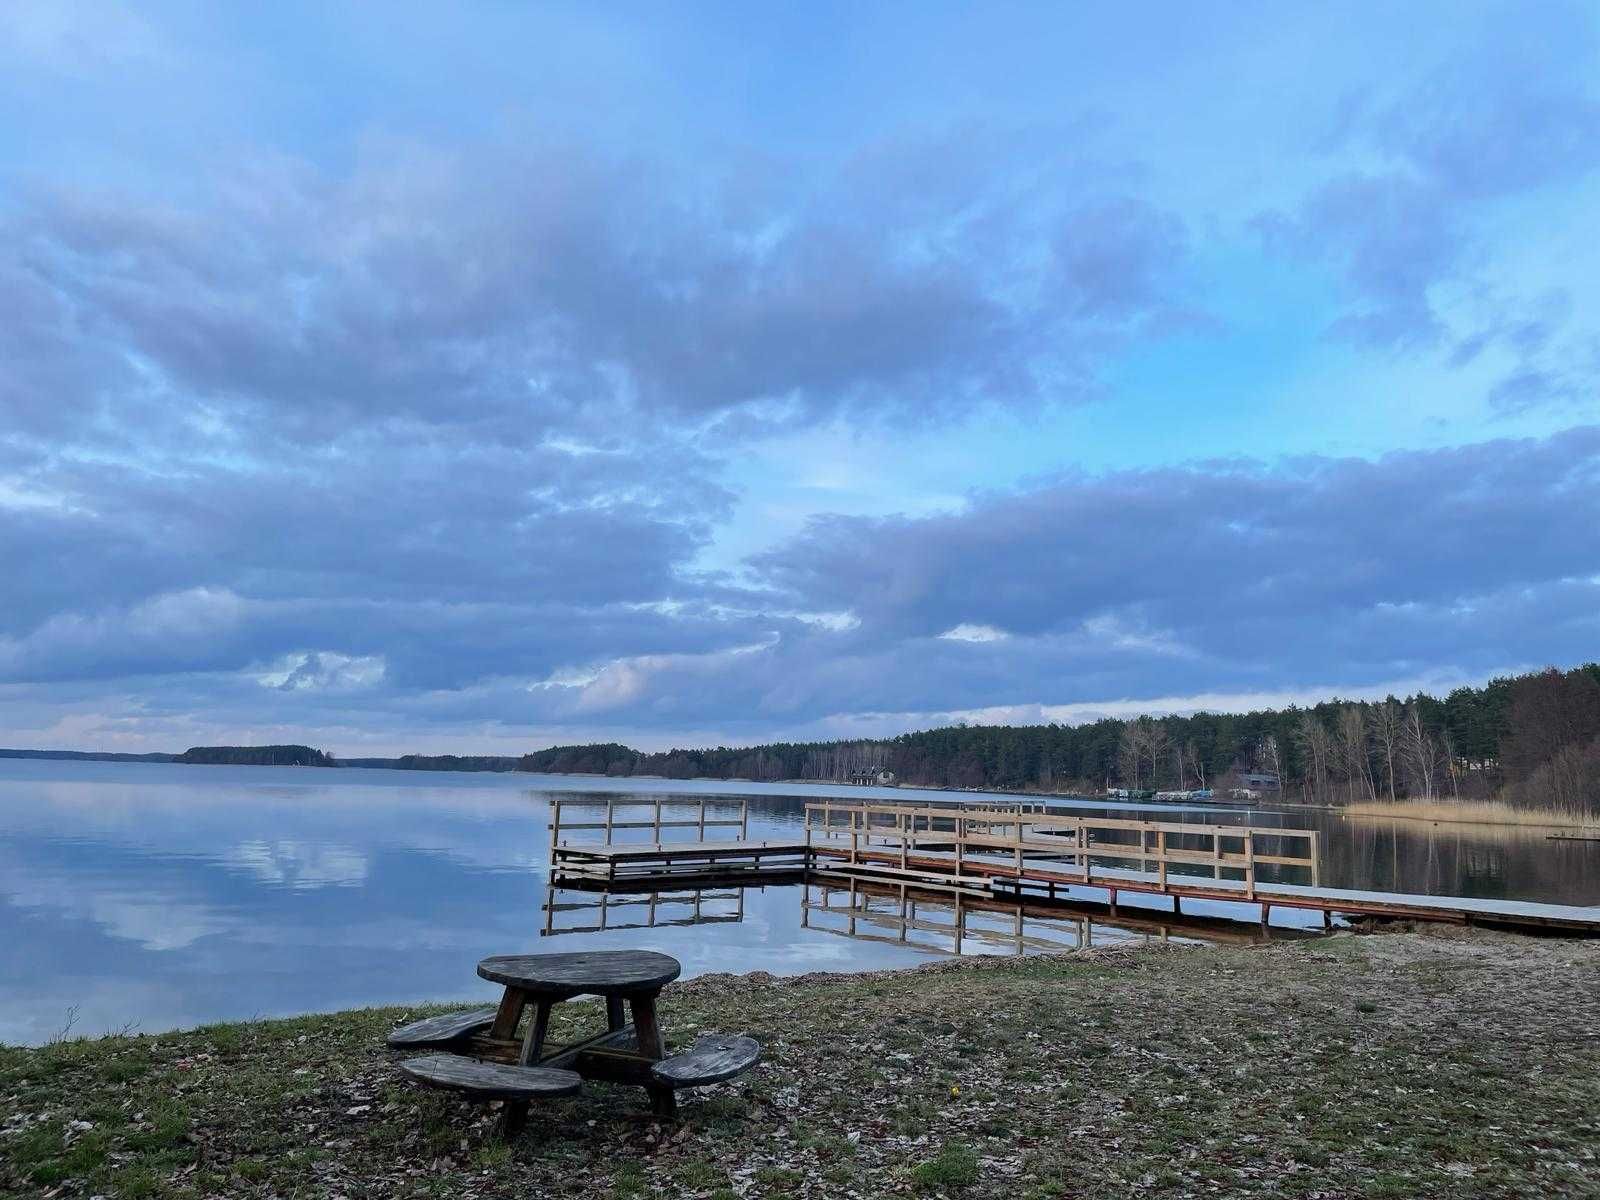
{"left": 516, "top": 663, "right": 1600, "bottom": 816}
{"left": 339, "top": 754, "right": 521, "bottom": 772}
{"left": 175, "top": 744, "right": 336, "bottom": 767}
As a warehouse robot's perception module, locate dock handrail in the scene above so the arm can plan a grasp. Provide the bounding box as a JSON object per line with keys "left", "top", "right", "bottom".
{"left": 550, "top": 796, "right": 750, "bottom": 847}
{"left": 803, "top": 801, "right": 1320, "bottom": 896}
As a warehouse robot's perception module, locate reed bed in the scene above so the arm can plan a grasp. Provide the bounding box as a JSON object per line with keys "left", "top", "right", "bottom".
{"left": 1344, "top": 798, "right": 1600, "bottom": 831}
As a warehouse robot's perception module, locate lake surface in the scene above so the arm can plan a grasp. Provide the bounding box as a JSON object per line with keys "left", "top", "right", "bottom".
{"left": 3, "top": 759, "right": 1597, "bottom": 1044}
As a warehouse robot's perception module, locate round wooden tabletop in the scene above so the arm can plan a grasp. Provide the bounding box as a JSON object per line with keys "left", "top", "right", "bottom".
{"left": 477, "top": 949, "right": 682, "bottom": 997}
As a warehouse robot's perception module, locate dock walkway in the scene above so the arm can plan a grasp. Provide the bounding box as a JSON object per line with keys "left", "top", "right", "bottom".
{"left": 545, "top": 798, "right": 1600, "bottom": 935}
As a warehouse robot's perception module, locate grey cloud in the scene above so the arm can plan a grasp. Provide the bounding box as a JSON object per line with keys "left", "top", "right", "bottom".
{"left": 7, "top": 135, "right": 1193, "bottom": 451}
{"left": 1261, "top": 17, "right": 1600, "bottom": 366}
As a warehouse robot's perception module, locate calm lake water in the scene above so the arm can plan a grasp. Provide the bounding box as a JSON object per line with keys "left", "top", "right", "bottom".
{"left": 3, "top": 759, "right": 1596, "bottom": 1044}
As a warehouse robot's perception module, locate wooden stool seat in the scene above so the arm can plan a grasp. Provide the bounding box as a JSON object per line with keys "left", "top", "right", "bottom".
{"left": 651, "top": 1033, "right": 761, "bottom": 1089}
{"left": 399, "top": 1053, "right": 582, "bottom": 1100}
{"left": 386, "top": 1008, "right": 498, "bottom": 1048}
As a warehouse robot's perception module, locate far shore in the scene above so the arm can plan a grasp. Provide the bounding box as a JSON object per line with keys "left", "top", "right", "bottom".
{"left": 13, "top": 750, "right": 1597, "bottom": 833}
{"left": 5, "top": 928, "right": 1597, "bottom": 1198}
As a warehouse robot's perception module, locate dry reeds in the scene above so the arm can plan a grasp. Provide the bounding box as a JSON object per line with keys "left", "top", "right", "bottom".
{"left": 1343, "top": 798, "right": 1600, "bottom": 832}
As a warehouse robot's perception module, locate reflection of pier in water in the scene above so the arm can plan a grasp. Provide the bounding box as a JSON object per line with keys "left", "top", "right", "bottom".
{"left": 802, "top": 875, "right": 1277, "bottom": 955}
{"left": 542, "top": 885, "right": 749, "bottom": 937}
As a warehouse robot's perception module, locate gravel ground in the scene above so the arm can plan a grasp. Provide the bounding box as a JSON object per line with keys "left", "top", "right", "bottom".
{"left": 3, "top": 926, "right": 1598, "bottom": 1199}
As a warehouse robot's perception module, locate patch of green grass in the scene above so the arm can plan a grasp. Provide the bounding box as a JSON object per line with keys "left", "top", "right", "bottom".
{"left": 610, "top": 1161, "right": 648, "bottom": 1199}
{"left": 472, "top": 1140, "right": 513, "bottom": 1171}
{"left": 912, "top": 1141, "right": 980, "bottom": 1192}
{"left": 754, "top": 1164, "right": 804, "bottom": 1190}
{"left": 674, "top": 1158, "right": 726, "bottom": 1189}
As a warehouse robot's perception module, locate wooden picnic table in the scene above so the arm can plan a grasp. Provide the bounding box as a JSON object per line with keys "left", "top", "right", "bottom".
{"left": 478, "top": 949, "right": 683, "bottom": 1116}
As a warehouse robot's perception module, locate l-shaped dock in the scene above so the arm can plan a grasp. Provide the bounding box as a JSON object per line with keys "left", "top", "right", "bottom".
{"left": 546, "top": 798, "right": 1600, "bottom": 935}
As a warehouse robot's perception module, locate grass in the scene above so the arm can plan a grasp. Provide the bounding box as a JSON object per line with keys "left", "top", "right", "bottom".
{"left": 2, "top": 929, "right": 1598, "bottom": 1197}
{"left": 1344, "top": 797, "right": 1600, "bottom": 830}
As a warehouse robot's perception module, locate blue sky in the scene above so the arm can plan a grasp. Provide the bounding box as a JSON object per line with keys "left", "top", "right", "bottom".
{"left": 1, "top": 2, "right": 1598, "bottom": 754}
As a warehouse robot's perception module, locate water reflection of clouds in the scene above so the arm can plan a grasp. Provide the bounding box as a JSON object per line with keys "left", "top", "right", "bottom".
{"left": 2, "top": 764, "right": 945, "bottom": 1043}
{"left": 0, "top": 847, "right": 236, "bottom": 952}
{"left": 223, "top": 840, "right": 371, "bottom": 889}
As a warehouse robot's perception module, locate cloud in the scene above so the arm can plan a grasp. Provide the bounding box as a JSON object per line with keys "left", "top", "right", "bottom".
{"left": 595, "top": 428, "right": 1600, "bottom": 730}
{"left": 1258, "top": 9, "right": 1600, "bottom": 402}
{"left": 0, "top": 126, "right": 1210, "bottom": 746}
{"left": 5, "top": 134, "right": 1194, "bottom": 451}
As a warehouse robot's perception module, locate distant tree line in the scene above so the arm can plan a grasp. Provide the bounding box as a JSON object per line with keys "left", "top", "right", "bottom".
{"left": 515, "top": 663, "right": 1600, "bottom": 815}
{"left": 176, "top": 744, "right": 336, "bottom": 767}
{"left": 339, "top": 754, "right": 522, "bottom": 772}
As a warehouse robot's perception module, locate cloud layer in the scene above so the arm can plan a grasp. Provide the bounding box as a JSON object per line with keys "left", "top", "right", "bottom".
{"left": 2, "top": 3, "right": 1599, "bottom": 751}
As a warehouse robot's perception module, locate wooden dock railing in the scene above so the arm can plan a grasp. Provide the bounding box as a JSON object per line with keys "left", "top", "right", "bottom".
{"left": 550, "top": 797, "right": 749, "bottom": 848}
{"left": 803, "top": 801, "right": 1319, "bottom": 898}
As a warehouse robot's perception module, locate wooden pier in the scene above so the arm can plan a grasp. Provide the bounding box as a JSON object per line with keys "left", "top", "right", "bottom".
{"left": 549, "top": 797, "right": 807, "bottom": 885}
{"left": 546, "top": 798, "right": 1600, "bottom": 935}
{"left": 803, "top": 802, "right": 1600, "bottom": 934}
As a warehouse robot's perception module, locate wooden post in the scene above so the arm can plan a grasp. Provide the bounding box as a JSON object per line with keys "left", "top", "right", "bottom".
{"left": 519, "top": 1000, "right": 552, "bottom": 1066}
{"left": 741, "top": 798, "right": 749, "bottom": 841}
{"left": 550, "top": 799, "right": 562, "bottom": 850}
{"left": 697, "top": 799, "right": 706, "bottom": 841}
{"left": 652, "top": 798, "right": 662, "bottom": 844}
{"left": 1244, "top": 831, "right": 1256, "bottom": 899}
{"left": 630, "top": 995, "right": 675, "bottom": 1118}
{"left": 1157, "top": 829, "right": 1167, "bottom": 889}
{"left": 604, "top": 800, "right": 614, "bottom": 844}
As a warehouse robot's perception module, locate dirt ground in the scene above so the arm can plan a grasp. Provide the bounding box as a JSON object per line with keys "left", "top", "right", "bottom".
{"left": 4, "top": 926, "right": 1599, "bottom": 1199}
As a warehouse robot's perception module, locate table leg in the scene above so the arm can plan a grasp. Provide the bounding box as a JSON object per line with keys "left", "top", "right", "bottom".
{"left": 519, "top": 1000, "right": 553, "bottom": 1066}
{"left": 630, "top": 993, "right": 676, "bottom": 1119}
{"left": 606, "top": 995, "right": 626, "bottom": 1032}
{"left": 489, "top": 987, "right": 526, "bottom": 1041}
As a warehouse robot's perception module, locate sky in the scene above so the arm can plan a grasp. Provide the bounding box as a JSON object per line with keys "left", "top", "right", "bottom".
{"left": 2, "top": 1, "right": 1598, "bottom": 755}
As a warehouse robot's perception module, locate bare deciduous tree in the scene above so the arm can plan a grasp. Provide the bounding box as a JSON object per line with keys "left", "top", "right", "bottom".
{"left": 1367, "top": 699, "right": 1401, "bottom": 802}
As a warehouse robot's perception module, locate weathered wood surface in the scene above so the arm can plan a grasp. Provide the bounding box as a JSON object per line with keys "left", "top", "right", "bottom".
{"left": 399, "top": 1054, "right": 582, "bottom": 1099}
{"left": 477, "top": 949, "right": 681, "bottom": 996}
{"left": 385, "top": 1008, "right": 498, "bottom": 1048}
{"left": 540, "top": 1025, "right": 637, "bottom": 1070}
{"left": 651, "top": 1034, "right": 761, "bottom": 1088}
{"left": 554, "top": 840, "right": 806, "bottom": 861}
